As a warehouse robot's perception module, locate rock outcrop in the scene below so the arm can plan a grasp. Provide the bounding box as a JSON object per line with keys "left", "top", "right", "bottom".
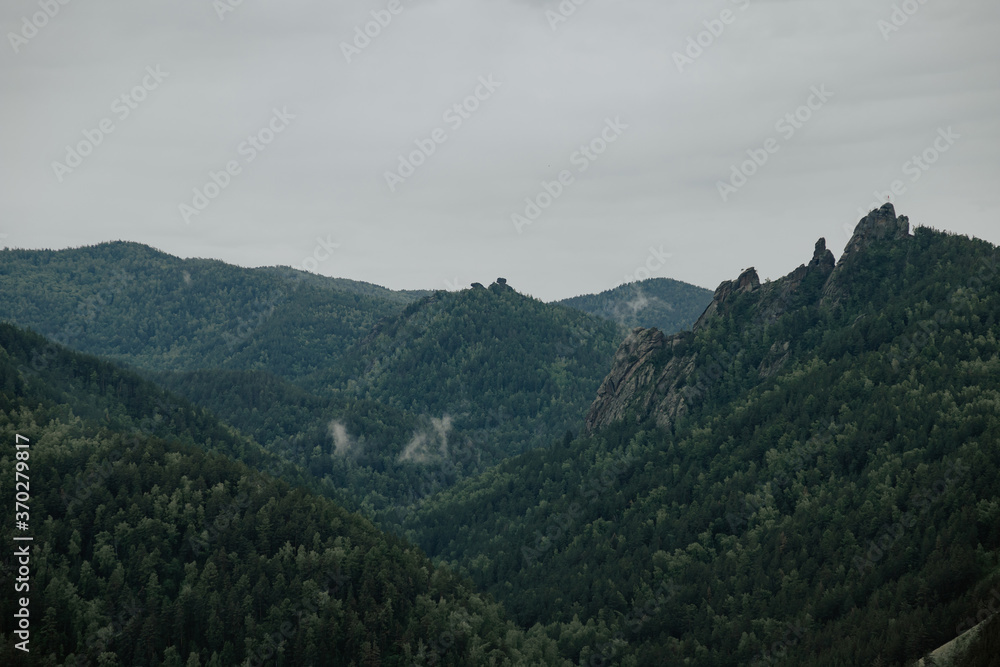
{"left": 584, "top": 207, "right": 911, "bottom": 434}
{"left": 490, "top": 277, "right": 514, "bottom": 294}
{"left": 822, "top": 203, "right": 911, "bottom": 305}
{"left": 693, "top": 267, "right": 760, "bottom": 331}
{"left": 584, "top": 327, "right": 697, "bottom": 432}
{"left": 840, "top": 203, "right": 910, "bottom": 264}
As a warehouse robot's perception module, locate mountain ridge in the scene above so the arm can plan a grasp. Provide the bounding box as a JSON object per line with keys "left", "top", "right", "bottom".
{"left": 554, "top": 277, "right": 714, "bottom": 335}
{"left": 402, "top": 205, "right": 1000, "bottom": 665}
{"left": 584, "top": 203, "right": 910, "bottom": 433}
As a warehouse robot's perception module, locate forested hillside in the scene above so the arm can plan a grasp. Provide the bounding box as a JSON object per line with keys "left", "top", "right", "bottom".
{"left": 0, "top": 241, "right": 428, "bottom": 379}
{"left": 0, "top": 245, "right": 624, "bottom": 522}
{"left": 0, "top": 322, "right": 567, "bottom": 666}
{"left": 146, "top": 280, "right": 621, "bottom": 519}
{"left": 403, "top": 207, "right": 1000, "bottom": 665}
{"left": 306, "top": 280, "right": 620, "bottom": 457}
{"left": 2, "top": 206, "right": 999, "bottom": 665}
{"left": 554, "top": 277, "right": 713, "bottom": 334}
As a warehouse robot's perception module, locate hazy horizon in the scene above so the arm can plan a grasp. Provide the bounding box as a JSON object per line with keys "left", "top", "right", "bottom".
{"left": 3, "top": 0, "right": 999, "bottom": 302}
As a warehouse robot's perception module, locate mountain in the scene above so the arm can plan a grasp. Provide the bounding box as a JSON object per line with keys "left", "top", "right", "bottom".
{"left": 584, "top": 236, "right": 838, "bottom": 433}
{"left": 5, "top": 205, "right": 999, "bottom": 665}
{"left": 142, "top": 279, "right": 622, "bottom": 519}
{"left": 0, "top": 321, "right": 568, "bottom": 666}
{"left": 0, "top": 241, "right": 429, "bottom": 381}
{"left": 916, "top": 614, "right": 1000, "bottom": 667}
{"left": 554, "top": 277, "right": 714, "bottom": 334}
{"left": 0, "top": 245, "right": 622, "bottom": 520}
{"left": 402, "top": 205, "right": 1000, "bottom": 666}
{"left": 307, "top": 279, "right": 620, "bottom": 455}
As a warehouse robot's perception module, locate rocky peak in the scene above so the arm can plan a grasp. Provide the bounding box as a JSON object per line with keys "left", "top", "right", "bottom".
{"left": 822, "top": 205, "right": 911, "bottom": 305}
{"left": 779, "top": 238, "right": 836, "bottom": 289}
{"left": 584, "top": 326, "right": 687, "bottom": 432}
{"left": 584, "top": 207, "right": 915, "bottom": 434}
{"left": 841, "top": 203, "right": 910, "bottom": 264}
{"left": 812, "top": 238, "right": 836, "bottom": 271}
{"left": 693, "top": 267, "right": 760, "bottom": 331}
{"left": 490, "top": 277, "right": 514, "bottom": 293}
{"left": 585, "top": 236, "right": 837, "bottom": 433}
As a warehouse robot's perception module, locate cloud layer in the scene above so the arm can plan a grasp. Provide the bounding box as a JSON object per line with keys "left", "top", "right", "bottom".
{"left": 2, "top": 0, "right": 998, "bottom": 299}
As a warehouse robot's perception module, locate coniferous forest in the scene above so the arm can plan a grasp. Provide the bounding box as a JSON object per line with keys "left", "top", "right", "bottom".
{"left": 2, "top": 206, "right": 1000, "bottom": 665}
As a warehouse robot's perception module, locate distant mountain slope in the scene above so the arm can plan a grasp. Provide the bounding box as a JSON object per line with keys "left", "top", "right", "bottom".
{"left": 308, "top": 279, "right": 621, "bottom": 457}
{"left": 0, "top": 321, "right": 567, "bottom": 666}
{"left": 0, "top": 241, "right": 428, "bottom": 380}
{"left": 554, "top": 277, "right": 713, "bottom": 334}
{"left": 149, "top": 280, "right": 623, "bottom": 519}
{"left": 0, "top": 241, "right": 628, "bottom": 520}
{"left": 404, "top": 206, "right": 1000, "bottom": 666}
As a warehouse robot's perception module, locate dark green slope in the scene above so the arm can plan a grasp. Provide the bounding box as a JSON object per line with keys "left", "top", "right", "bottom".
{"left": 555, "top": 277, "right": 714, "bottom": 334}
{"left": 146, "top": 277, "right": 624, "bottom": 520}
{"left": 148, "top": 368, "right": 433, "bottom": 516}
{"left": 0, "top": 322, "right": 567, "bottom": 666}
{"left": 0, "top": 241, "right": 428, "bottom": 380}
{"left": 0, "top": 322, "right": 275, "bottom": 471}
{"left": 308, "top": 280, "right": 621, "bottom": 458}
{"left": 0, "top": 245, "right": 625, "bottom": 522}
{"left": 404, "top": 208, "right": 1000, "bottom": 666}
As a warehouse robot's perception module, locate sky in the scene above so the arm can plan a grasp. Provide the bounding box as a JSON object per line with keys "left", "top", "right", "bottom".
{"left": 2, "top": 0, "right": 998, "bottom": 302}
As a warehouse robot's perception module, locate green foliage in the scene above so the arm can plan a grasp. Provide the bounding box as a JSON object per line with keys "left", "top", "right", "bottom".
{"left": 0, "top": 326, "right": 566, "bottom": 666}
{"left": 403, "top": 227, "right": 1000, "bottom": 666}
{"left": 3, "top": 225, "right": 1000, "bottom": 665}
{"left": 310, "top": 283, "right": 621, "bottom": 457}
{"left": 0, "top": 248, "right": 622, "bottom": 521}
{"left": 0, "top": 241, "right": 427, "bottom": 380}
{"left": 555, "top": 277, "right": 714, "bottom": 334}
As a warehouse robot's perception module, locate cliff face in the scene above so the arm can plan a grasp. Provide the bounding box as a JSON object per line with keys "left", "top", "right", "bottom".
{"left": 584, "top": 327, "right": 696, "bottom": 432}
{"left": 821, "top": 202, "right": 910, "bottom": 306}
{"left": 840, "top": 202, "right": 910, "bottom": 262}
{"left": 692, "top": 267, "right": 761, "bottom": 331}
{"left": 584, "top": 206, "right": 910, "bottom": 433}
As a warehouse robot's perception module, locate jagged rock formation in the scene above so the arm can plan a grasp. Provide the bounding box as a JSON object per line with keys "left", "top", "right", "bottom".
{"left": 490, "top": 277, "right": 514, "bottom": 294}
{"left": 584, "top": 327, "right": 692, "bottom": 431}
{"left": 841, "top": 202, "right": 910, "bottom": 262}
{"left": 584, "top": 206, "right": 911, "bottom": 433}
{"left": 822, "top": 202, "right": 910, "bottom": 305}
{"left": 693, "top": 267, "right": 760, "bottom": 331}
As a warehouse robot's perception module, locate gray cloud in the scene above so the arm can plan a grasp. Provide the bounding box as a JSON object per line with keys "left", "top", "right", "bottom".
{"left": 2, "top": 0, "right": 998, "bottom": 300}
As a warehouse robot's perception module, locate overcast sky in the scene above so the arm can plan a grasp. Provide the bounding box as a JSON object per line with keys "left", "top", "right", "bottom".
{"left": 2, "top": 0, "right": 998, "bottom": 301}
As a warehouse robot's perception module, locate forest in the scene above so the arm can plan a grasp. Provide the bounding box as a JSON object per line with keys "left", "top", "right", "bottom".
{"left": 1, "top": 211, "right": 999, "bottom": 664}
